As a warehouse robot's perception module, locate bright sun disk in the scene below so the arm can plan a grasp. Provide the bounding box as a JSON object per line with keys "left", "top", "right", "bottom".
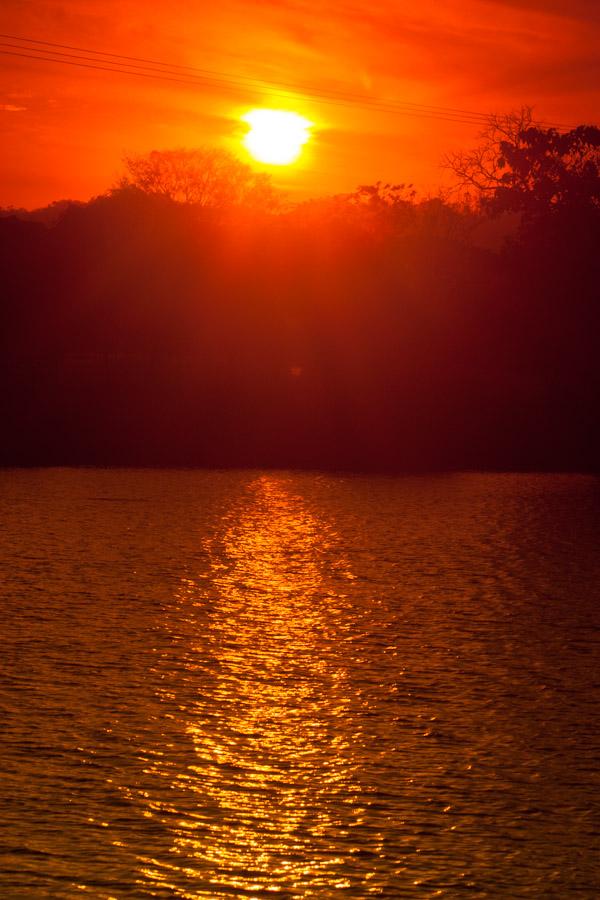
{"left": 242, "top": 109, "right": 313, "bottom": 165}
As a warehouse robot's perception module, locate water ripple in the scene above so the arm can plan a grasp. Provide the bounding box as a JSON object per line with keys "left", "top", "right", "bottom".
{"left": 0, "top": 470, "right": 599, "bottom": 897}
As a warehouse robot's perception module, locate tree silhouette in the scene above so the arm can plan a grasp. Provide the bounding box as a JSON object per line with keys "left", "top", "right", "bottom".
{"left": 490, "top": 125, "right": 600, "bottom": 217}
{"left": 120, "top": 147, "right": 281, "bottom": 211}
{"left": 444, "top": 108, "right": 600, "bottom": 221}
{"left": 443, "top": 107, "right": 535, "bottom": 203}
{"left": 2, "top": 120, "right": 600, "bottom": 470}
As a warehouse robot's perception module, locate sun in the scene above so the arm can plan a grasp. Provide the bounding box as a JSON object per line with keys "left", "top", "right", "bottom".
{"left": 242, "top": 109, "right": 313, "bottom": 165}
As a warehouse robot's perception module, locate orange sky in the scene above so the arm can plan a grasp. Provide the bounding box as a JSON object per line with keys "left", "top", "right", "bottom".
{"left": 1, "top": 0, "right": 599, "bottom": 208}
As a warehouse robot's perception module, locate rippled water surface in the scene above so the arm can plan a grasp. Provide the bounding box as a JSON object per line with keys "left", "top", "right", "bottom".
{"left": 1, "top": 470, "right": 599, "bottom": 898}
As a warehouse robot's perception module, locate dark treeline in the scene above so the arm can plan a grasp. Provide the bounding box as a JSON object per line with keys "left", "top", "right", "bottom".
{"left": 2, "top": 116, "right": 599, "bottom": 470}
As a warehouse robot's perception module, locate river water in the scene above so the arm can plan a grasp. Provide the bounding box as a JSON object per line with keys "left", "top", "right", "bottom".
{"left": 0, "top": 470, "right": 599, "bottom": 898}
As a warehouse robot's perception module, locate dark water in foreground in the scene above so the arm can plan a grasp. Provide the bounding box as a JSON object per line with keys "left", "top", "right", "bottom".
{"left": 1, "top": 470, "right": 599, "bottom": 898}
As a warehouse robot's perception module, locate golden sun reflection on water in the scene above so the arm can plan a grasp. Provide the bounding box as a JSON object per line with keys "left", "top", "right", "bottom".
{"left": 3, "top": 471, "right": 599, "bottom": 896}
{"left": 138, "top": 475, "right": 378, "bottom": 896}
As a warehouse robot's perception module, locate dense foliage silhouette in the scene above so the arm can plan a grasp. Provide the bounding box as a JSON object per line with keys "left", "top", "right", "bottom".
{"left": 1, "top": 125, "right": 599, "bottom": 469}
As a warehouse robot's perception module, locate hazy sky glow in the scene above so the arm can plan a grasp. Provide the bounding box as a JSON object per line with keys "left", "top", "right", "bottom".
{"left": 1, "top": 0, "right": 599, "bottom": 207}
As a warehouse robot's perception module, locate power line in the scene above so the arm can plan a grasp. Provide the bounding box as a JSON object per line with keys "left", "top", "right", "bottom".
{"left": 0, "top": 47, "right": 496, "bottom": 127}
{"left": 0, "top": 32, "right": 506, "bottom": 124}
{"left": 0, "top": 33, "right": 578, "bottom": 131}
{"left": 0, "top": 40, "right": 492, "bottom": 126}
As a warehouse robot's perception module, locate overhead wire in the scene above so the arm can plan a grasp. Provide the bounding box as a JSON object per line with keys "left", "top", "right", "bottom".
{"left": 0, "top": 33, "right": 578, "bottom": 131}
{"left": 0, "top": 32, "right": 507, "bottom": 124}
{"left": 0, "top": 42, "right": 493, "bottom": 126}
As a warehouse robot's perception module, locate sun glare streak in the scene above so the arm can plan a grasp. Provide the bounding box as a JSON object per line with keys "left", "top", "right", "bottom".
{"left": 242, "top": 109, "right": 313, "bottom": 165}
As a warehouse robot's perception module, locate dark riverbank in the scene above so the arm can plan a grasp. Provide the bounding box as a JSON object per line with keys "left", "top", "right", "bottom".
{"left": 2, "top": 181, "right": 599, "bottom": 472}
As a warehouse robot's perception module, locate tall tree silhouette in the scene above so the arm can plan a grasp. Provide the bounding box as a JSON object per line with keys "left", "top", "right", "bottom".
{"left": 443, "top": 107, "right": 535, "bottom": 203}
{"left": 444, "top": 109, "right": 600, "bottom": 221}
{"left": 120, "top": 147, "right": 281, "bottom": 211}
{"left": 490, "top": 125, "right": 600, "bottom": 218}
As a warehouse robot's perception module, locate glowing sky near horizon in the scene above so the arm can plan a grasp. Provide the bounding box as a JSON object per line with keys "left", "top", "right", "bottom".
{"left": 0, "top": 0, "right": 599, "bottom": 207}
